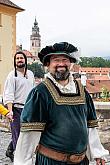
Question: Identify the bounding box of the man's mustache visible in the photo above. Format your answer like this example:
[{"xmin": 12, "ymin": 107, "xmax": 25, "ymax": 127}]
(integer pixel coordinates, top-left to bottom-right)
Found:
[
  {"xmin": 56, "ymin": 66, "xmax": 67, "ymax": 69},
  {"xmin": 56, "ymin": 66, "xmax": 66, "ymax": 68},
  {"xmin": 55, "ymin": 66, "xmax": 67, "ymax": 71},
  {"xmin": 17, "ymin": 61, "xmax": 24, "ymax": 64}
]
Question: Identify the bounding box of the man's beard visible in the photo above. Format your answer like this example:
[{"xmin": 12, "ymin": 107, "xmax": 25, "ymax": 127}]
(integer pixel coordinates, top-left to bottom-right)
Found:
[
  {"xmin": 52, "ymin": 66, "xmax": 70, "ymax": 81},
  {"xmin": 16, "ymin": 63, "xmax": 25, "ymax": 68}
]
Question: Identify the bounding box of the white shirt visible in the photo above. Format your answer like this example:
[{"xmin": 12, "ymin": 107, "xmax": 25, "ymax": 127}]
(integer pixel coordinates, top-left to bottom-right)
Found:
[
  {"xmin": 3, "ymin": 70, "xmax": 35, "ymax": 107},
  {"xmin": 45, "ymin": 72, "xmax": 76, "ymax": 93}
]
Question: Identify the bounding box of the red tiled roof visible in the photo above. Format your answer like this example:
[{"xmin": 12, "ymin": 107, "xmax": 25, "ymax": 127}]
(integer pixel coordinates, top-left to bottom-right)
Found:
[
  {"xmin": 88, "ymin": 75, "xmax": 110, "ymax": 81},
  {"xmin": 23, "ymin": 50, "xmax": 33, "ymax": 58},
  {"xmin": 86, "ymin": 80, "xmax": 110, "ymax": 94},
  {"xmin": 0, "ymin": 0, "xmax": 24, "ymax": 11},
  {"xmin": 71, "ymin": 66, "xmax": 110, "ymax": 94},
  {"xmin": 80, "ymin": 67, "xmax": 110, "ymax": 74}
]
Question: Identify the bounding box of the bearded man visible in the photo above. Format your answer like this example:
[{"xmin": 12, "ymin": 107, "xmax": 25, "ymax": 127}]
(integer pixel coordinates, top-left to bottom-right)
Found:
[
  {"xmin": 3, "ymin": 51, "xmax": 35, "ymax": 162},
  {"xmin": 14, "ymin": 42, "xmax": 109, "ymax": 165}
]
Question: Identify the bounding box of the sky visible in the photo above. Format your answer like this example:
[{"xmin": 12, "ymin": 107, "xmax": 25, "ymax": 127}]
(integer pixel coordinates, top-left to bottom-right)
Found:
[{"xmin": 11, "ymin": 0, "xmax": 110, "ymax": 57}]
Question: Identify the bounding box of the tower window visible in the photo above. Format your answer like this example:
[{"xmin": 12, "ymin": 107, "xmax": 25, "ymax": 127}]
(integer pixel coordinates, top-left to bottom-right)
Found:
[
  {"xmin": 0, "ymin": 83, "xmax": 1, "ymax": 94},
  {"xmin": 35, "ymin": 41, "xmax": 39, "ymax": 47},
  {"xmin": 0, "ymin": 14, "xmax": 2, "ymax": 27},
  {"xmin": 32, "ymin": 42, "xmax": 34, "ymax": 46},
  {"xmin": 0, "ymin": 45, "xmax": 1, "ymax": 61}
]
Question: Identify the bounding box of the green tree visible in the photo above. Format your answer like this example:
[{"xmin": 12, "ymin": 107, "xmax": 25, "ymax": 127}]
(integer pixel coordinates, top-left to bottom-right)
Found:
[
  {"xmin": 79, "ymin": 57, "xmax": 110, "ymax": 67},
  {"xmin": 101, "ymin": 87, "xmax": 110, "ymax": 101},
  {"xmin": 27, "ymin": 62, "xmax": 45, "ymax": 78}
]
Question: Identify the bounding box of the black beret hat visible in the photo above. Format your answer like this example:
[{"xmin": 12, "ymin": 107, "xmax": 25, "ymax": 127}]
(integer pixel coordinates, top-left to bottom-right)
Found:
[{"xmin": 38, "ymin": 42, "xmax": 78, "ymax": 66}]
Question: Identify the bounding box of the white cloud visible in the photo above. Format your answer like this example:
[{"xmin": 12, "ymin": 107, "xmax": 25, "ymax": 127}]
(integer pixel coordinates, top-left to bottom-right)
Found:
[{"xmin": 11, "ymin": 0, "xmax": 110, "ymax": 57}]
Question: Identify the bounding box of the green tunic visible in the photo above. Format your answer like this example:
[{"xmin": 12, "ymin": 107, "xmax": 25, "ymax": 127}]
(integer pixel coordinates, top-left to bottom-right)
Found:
[{"xmin": 20, "ymin": 78, "xmax": 98, "ymax": 155}]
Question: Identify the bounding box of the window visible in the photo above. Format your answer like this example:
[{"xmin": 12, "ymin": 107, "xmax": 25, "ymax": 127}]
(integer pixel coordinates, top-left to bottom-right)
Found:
[
  {"xmin": 0, "ymin": 14, "xmax": 2, "ymax": 27},
  {"xmin": 32, "ymin": 42, "xmax": 34, "ymax": 46},
  {"xmin": 0, "ymin": 46, "xmax": 1, "ymax": 61},
  {"xmin": 0, "ymin": 84, "xmax": 1, "ymax": 94}
]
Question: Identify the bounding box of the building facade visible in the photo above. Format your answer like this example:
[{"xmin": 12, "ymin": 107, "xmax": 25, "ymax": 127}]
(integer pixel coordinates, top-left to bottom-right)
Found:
[
  {"xmin": 71, "ymin": 65, "xmax": 110, "ymax": 100},
  {"xmin": 0, "ymin": 0, "xmax": 24, "ymax": 94}
]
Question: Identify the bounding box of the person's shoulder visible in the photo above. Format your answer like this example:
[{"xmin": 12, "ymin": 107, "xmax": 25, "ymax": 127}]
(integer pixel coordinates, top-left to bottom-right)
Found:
[
  {"xmin": 27, "ymin": 69, "xmax": 33, "ymax": 73},
  {"xmin": 6, "ymin": 70, "xmax": 15, "ymax": 78},
  {"xmin": 33, "ymin": 81, "xmax": 47, "ymax": 93},
  {"xmin": 28, "ymin": 82, "xmax": 45, "ymax": 97},
  {"xmin": 36, "ymin": 81, "xmax": 45, "ymax": 89},
  {"xmin": 27, "ymin": 70, "xmax": 34, "ymax": 76}
]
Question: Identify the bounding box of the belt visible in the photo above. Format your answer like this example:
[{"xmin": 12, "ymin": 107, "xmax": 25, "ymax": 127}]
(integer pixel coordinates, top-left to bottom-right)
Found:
[
  {"xmin": 13, "ymin": 103, "xmax": 24, "ymax": 108},
  {"xmin": 37, "ymin": 144, "xmax": 86, "ymax": 164},
  {"xmin": 13, "ymin": 103, "xmax": 24, "ymax": 106}
]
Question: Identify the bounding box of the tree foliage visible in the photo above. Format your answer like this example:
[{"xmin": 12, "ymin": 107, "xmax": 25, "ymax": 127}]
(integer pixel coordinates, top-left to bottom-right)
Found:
[
  {"xmin": 27, "ymin": 62, "xmax": 45, "ymax": 78},
  {"xmin": 101, "ymin": 87, "xmax": 110, "ymax": 101},
  {"xmin": 79, "ymin": 57, "xmax": 110, "ymax": 67}
]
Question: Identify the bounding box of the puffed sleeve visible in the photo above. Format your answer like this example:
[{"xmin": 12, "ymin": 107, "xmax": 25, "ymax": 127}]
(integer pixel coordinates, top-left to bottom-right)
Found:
[
  {"xmin": 20, "ymin": 84, "xmax": 48, "ymax": 132},
  {"xmin": 85, "ymin": 89, "xmax": 98, "ymax": 128},
  {"xmin": 3, "ymin": 71, "xmax": 15, "ymax": 105}
]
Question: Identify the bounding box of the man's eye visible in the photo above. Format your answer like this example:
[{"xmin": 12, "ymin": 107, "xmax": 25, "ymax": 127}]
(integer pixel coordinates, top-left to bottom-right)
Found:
[
  {"xmin": 54, "ymin": 60, "xmax": 59, "ymax": 62},
  {"xmin": 16, "ymin": 57, "xmax": 24, "ymax": 60}
]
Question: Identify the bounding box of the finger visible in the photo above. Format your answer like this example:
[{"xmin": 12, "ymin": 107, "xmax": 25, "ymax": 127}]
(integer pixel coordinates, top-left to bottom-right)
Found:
[
  {"xmin": 101, "ymin": 159, "xmax": 105, "ymax": 165},
  {"xmin": 96, "ymin": 159, "xmax": 101, "ymax": 165},
  {"xmin": 9, "ymin": 119, "xmax": 14, "ymax": 122}
]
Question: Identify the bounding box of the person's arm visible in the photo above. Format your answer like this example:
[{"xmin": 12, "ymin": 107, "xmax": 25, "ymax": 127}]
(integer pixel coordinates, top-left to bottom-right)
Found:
[
  {"xmin": 3, "ymin": 72, "xmax": 15, "ymax": 119},
  {"xmin": 88, "ymin": 128, "xmax": 109, "ymax": 165},
  {"xmin": 0, "ymin": 104, "xmax": 9, "ymax": 116},
  {"xmin": 6, "ymin": 102, "xmax": 13, "ymax": 118},
  {"xmin": 0, "ymin": 104, "xmax": 13, "ymax": 121},
  {"xmin": 14, "ymin": 131, "xmax": 41, "ymax": 165},
  {"xmin": 3, "ymin": 71, "xmax": 15, "ymax": 105}
]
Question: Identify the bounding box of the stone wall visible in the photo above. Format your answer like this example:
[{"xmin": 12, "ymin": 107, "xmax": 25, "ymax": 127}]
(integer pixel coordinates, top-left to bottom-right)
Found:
[{"xmin": 94, "ymin": 102, "xmax": 110, "ymax": 152}]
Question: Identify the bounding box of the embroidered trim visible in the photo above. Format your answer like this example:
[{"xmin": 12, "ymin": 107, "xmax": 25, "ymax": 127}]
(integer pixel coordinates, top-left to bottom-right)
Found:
[
  {"xmin": 87, "ymin": 120, "xmax": 98, "ymax": 128},
  {"xmin": 20, "ymin": 122, "xmax": 46, "ymax": 132},
  {"xmin": 43, "ymin": 78, "xmax": 85, "ymax": 105}
]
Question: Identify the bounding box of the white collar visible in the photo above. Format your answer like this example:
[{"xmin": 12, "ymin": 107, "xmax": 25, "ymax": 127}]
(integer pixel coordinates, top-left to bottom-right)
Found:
[{"xmin": 45, "ymin": 72, "xmax": 76, "ymax": 93}]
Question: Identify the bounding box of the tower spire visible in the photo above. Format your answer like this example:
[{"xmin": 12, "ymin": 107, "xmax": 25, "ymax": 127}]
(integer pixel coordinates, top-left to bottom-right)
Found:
[
  {"xmin": 30, "ymin": 17, "xmax": 41, "ymax": 61},
  {"xmin": 34, "ymin": 16, "xmax": 38, "ymax": 26}
]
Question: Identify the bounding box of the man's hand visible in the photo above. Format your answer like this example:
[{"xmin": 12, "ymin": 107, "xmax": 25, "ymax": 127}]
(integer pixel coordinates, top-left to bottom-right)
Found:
[
  {"xmin": 6, "ymin": 111, "xmax": 13, "ymax": 122},
  {"xmin": 96, "ymin": 158, "xmax": 106, "ymax": 165}
]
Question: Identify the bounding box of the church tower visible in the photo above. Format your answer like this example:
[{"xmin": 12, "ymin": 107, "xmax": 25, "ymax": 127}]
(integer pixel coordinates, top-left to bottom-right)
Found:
[{"xmin": 30, "ymin": 17, "xmax": 41, "ymax": 61}]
